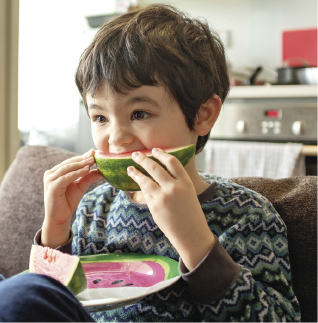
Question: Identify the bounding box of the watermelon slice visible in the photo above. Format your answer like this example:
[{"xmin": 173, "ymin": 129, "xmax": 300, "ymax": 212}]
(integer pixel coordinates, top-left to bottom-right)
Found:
[
  {"xmin": 94, "ymin": 144, "xmax": 196, "ymax": 191},
  {"xmin": 29, "ymin": 245, "xmax": 87, "ymax": 295},
  {"xmin": 80, "ymin": 253, "xmax": 179, "ymax": 289}
]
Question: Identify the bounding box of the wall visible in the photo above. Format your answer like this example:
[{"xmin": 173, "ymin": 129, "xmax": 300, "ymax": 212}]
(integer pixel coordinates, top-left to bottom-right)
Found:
[
  {"xmin": 144, "ymin": 0, "xmax": 317, "ymax": 70},
  {"xmin": 144, "ymin": 0, "xmax": 251, "ymax": 69},
  {"xmin": 249, "ymin": 0, "xmax": 317, "ymax": 69}
]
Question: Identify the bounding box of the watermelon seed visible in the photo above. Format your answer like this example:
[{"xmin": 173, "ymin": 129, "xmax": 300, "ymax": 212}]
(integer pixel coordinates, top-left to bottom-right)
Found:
[
  {"xmin": 112, "ymin": 280, "xmax": 123, "ymax": 285},
  {"xmin": 93, "ymin": 279, "xmax": 101, "ymax": 284},
  {"xmin": 122, "ymin": 284, "xmax": 133, "ymax": 286}
]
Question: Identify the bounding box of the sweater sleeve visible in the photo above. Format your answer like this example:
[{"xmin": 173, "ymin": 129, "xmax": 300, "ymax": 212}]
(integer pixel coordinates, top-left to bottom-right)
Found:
[
  {"xmin": 178, "ymin": 196, "xmax": 301, "ymax": 322},
  {"xmin": 33, "ymin": 228, "xmax": 73, "ymax": 255},
  {"xmin": 179, "ymin": 236, "xmax": 240, "ymax": 302},
  {"xmin": 32, "ymin": 200, "xmax": 82, "ymax": 256}
]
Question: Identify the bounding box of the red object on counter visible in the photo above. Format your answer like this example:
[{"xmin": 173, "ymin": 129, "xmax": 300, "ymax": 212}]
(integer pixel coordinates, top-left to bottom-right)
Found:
[{"xmin": 282, "ymin": 28, "xmax": 317, "ymax": 67}]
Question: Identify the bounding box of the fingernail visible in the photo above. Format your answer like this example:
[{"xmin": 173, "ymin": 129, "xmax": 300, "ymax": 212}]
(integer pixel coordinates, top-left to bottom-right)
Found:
[
  {"xmin": 152, "ymin": 148, "xmax": 159, "ymax": 155},
  {"xmin": 86, "ymin": 156, "xmax": 94, "ymax": 162},
  {"xmin": 84, "ymin": 149, "xmax": 93, "ymax": 158},
  {"xmin": 127, "ymin": 166, "xmax": 134, "ymax": 175},
  {"xmin": 132, "ymin": 152, "xmax": 139, "ymax": 159}
]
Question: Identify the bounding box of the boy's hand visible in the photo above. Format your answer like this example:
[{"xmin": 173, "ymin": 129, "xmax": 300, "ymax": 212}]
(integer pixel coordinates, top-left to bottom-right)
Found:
[
  {"xmin": 42, "ymin": 150, "xmax": 103, "ymax": 248},
  {"xmin": 127, "ymin": 148, "xmax": 215, "ymax": 271}
]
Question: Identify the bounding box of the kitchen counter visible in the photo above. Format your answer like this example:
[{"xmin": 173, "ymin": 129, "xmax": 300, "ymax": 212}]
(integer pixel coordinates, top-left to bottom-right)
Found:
[{"xmin": 228, "ymin": 85, "xmax": 317, "ymax": 98}]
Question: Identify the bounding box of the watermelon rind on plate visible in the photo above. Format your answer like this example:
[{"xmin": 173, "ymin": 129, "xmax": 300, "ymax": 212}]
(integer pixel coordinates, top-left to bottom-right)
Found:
[
  {"xmin": 29, "ymin": 245, "xmax": 87, "ymax": 295},
  {"xmin": 94, "ymin": 144, "xmax": 196, "ymax": 191}
]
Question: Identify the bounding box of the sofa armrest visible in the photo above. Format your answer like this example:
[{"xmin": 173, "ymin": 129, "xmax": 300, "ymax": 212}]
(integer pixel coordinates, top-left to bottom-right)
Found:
[
  {"xmin": 0, "ymin": 145, "xmax": 105, "ymax": 278},
  {"xmin": 232, "ymin": 176, "xmax": 317, "ymax": 322}
]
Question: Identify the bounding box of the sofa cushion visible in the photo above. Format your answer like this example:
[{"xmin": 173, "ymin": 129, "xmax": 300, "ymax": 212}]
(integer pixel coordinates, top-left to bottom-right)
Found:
[
  {"xmin": 232, "ymin": 176, "xmax": 317, "ymax": 323},
  {"xmin": 0, "ymin": 145, "xmax": 105, "ymax": 278}
]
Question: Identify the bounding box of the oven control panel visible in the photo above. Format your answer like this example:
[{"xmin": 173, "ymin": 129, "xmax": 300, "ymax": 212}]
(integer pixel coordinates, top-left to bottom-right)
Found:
[{"xmin": 210, "ymin": 97, "xmax": 317, "ymax": 142}]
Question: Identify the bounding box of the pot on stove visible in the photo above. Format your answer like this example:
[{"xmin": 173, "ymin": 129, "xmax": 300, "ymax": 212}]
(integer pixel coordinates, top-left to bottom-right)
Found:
[
  {"xmin": 296, "ymin": 68, "xmax": 318, "ymax": 85},
  {"xmin": 277, "ymin": 58, "xmax": 306, "ymax": 84}
]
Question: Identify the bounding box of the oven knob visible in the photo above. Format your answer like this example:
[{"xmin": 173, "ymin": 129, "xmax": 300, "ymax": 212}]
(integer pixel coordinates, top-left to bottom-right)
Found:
[
  {"xmin": 291, "ymin": 121, "xmax": 305, "ymax": 135},
  {"xmin": 236, "ymin": 120, "xmax": 247, "ymax": 133}
]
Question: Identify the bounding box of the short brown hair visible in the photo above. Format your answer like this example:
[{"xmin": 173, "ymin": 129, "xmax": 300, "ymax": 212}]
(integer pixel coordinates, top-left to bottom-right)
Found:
[{"xmin": 75, "ymin": 4, "xmax": 229, "ymax": 154}]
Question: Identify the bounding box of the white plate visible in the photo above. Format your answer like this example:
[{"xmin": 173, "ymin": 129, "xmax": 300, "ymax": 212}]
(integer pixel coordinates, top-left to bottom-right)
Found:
[
  {"xmin": 77, "ymin": 276, "xmax": 180, "ymax": 312},
  {"xmin": 76, "ymin": 253, "xmax": 181, "ymax": 312}
]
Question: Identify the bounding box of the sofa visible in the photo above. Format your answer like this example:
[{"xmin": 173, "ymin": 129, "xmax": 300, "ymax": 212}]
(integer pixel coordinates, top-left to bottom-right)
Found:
[{"xmin": 0, "ymin": 145, "xmax": 316, "ymax": 322}]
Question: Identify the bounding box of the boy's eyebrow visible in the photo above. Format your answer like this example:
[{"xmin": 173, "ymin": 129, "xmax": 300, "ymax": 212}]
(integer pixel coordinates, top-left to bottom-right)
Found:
[
  {"xmin": 87, "ymin": 104, "xmax": 104, "ymax": 111},
  {"xmin": 125, "ymin": 95, "xmax": 162, "ymax": 109},
  {"xmin": 87, "ymin": 95, "xmax": 163, "ymax": 111}
]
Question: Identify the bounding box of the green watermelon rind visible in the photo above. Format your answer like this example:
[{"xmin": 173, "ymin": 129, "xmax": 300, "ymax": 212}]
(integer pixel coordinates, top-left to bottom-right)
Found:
[
  {"xmin": 94, "ymin": 144, "xmax": 196, "ymax": 191},
  {"xmin": 65, "ymin": 261, "xmax": 87, "ymax": 295},
  {"xmin": 79, "ymin": 253, "xmax": 179, "ymax": 281}
]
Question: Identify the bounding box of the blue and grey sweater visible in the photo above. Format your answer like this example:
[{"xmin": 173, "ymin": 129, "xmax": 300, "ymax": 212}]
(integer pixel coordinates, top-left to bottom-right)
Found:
[{"xmin": 71, "ymin": 173, "xmax": 300, "ymax": 322}]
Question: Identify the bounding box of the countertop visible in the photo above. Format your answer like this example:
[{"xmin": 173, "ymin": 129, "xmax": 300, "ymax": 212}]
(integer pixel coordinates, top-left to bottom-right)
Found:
[{"xmin": 228, "ymin": 85, "xmax": 317, "ymax": 98}]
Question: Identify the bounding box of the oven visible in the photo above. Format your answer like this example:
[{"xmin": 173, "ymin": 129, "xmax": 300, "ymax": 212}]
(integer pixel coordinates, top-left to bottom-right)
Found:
[{"xmin": 208, "ymin": 85, "xmax": 317, "ymax": 176}]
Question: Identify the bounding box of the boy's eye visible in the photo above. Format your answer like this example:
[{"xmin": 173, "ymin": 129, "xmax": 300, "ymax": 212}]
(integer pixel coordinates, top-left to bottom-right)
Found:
[
  {"xmin": 131, "ymin": 111, "xmax": 150, "ymax": 121},
  {"xmin": 93, "ymin": 115, "xmax": 108, "ymax": 124}
]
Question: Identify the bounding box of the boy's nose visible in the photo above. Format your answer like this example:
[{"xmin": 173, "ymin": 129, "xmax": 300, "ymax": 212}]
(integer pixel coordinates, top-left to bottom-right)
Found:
[{"xmin": 108, "ymin": 126, "xmax": 133, "ymax": 146}]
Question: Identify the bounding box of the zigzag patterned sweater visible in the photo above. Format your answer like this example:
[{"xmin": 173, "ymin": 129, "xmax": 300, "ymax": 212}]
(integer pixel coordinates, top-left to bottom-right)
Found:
[{"xmin": 71, "ymin": 173, "xmax": 300, "ymax": 322}]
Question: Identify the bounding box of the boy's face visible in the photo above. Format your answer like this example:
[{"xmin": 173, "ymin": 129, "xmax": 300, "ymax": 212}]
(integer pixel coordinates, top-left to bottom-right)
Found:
[{"xmin": 86, "ymin": 82, "xmax": 198, "ymax": 154}]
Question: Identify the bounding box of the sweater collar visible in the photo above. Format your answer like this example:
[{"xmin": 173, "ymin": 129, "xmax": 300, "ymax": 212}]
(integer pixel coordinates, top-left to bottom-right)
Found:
[{"xmin": 124, "ymin": 180, "xmax": 218, "ymax": 206}]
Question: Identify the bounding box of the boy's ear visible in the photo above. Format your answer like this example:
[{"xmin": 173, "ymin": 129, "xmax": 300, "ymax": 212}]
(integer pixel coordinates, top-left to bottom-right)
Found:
[{"xmin": 194, "ymin": 95, "xmax": 222, "ymax": 136}]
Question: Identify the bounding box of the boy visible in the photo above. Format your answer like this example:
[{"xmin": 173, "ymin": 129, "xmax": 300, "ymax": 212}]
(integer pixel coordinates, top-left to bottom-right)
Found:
[{"xmin": 0, "ymin": 4, "xmax": 300, "ymax": 322}]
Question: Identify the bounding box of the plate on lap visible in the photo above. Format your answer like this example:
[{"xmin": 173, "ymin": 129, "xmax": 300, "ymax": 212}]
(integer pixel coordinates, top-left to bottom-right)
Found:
[
  {"xmin": 76, "ymin": 253, "xmax": 180, "ymax": 312},
  {"xmin": 20, "ymin": 253, "xmax": 180, "ymax": 312}
]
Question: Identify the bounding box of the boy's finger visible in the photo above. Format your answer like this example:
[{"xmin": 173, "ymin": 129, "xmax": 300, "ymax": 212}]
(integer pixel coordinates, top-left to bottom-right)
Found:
[
  {"xmin": 51, "ymin": 166, "xmax": 91, "ymax": 191},
  {"xmin": 76, "ymin": 169, "xmax": 103, "ymax": 193},
  {"xmin": 150, "ymin": 148, "xmax": 190, "ymax": 181},
  {"xmin": 46, "ymin": 150, "xmax": 95, "ymax": 175},
  {"xmin": 48, "ymin": 157, "xmax": 95, "ymax": 182},
  {"xmin": 131, "ymin": 151, "xmax": 172, "ymax": 185},
  {"xmin": 127, "ymin": 166, "xmax": 157, "ymax": 197}
]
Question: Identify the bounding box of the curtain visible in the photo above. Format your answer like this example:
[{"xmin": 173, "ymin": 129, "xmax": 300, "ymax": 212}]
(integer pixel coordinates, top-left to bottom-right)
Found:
[{"xmin": 0, "ymin": 0, "xmax": 19, "ymax": 183}]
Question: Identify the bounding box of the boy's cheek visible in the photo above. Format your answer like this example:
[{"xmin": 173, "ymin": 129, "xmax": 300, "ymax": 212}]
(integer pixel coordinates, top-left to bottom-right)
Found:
[
  {"xmin": 94, "ymin": 140, "xmax": 104, "ymax": 151},
  {"xmin": 92, "ymin": 134, "xmax": 108, "ymax": 153}
]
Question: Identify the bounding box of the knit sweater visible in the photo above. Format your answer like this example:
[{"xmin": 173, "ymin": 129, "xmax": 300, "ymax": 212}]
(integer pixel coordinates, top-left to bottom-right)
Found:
[{"xmin": 68, "ymin": 173, "xmax": 300, "ymax": 322}]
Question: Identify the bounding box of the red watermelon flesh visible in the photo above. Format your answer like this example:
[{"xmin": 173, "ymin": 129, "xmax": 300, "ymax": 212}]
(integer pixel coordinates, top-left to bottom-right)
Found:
[
  {"xmin": 29, "ymin": 245, "xmax": 87, "ymax": 295},
  {"xmin": 82, "ymin": 261, "xmax": 165, "ymax": 288},
  {"xmin": 30, "ymin": 246, "xmax": 78, "ymax": 283},
  {"xmin": 96, "ymin": 146, "xmax": 181, "ymax": 158}
]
